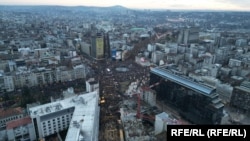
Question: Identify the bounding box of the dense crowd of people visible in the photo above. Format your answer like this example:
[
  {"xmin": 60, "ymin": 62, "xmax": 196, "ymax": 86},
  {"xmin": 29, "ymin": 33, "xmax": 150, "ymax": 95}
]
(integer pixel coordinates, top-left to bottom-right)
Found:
[{"xmin": 96, "ymin": 59, "xmax": 150, "ymax": 95}]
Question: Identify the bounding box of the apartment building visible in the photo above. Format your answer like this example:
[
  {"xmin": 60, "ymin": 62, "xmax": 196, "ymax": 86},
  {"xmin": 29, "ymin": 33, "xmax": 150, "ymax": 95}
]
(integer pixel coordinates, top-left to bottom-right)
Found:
[{"xmin": 0, "ymin": 107, "xmax": 25, "ymax": 130}]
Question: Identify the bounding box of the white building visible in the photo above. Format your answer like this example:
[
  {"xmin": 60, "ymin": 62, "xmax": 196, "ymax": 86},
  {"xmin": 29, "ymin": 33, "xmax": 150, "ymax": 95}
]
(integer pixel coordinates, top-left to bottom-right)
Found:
[
  {"xmin": 228, "ymin": 58, "xmax": 242, "ymax": 68},
  {"xmin": 4, "ymin": 75, "xmax": 15, "ymax": 92},
  {"xmin": 147, "ymin": 44, "xmax": 156, "ymax": 52},
  {"xmin": 154, "ymin": 112, "xmax": 180, "ymax": 135},
  {"xmin": 155, "ymin": 112, "xmax": 168, "ymax": 135},
  {"xmin": 86, "ymin": 78, "xmax": 99, "ymax": 92},
  {"xmin": 140, "ymin": 88, "xmax": 156, "ymax": 107},
  {"xmin": 11, "ymin": 66, "xmax": 86, "ymax": 89},
  {"xmin": 151, "ymin": 51, "xmax": 165, "ymax": 64},
  {"xmin": 29, "ymin": 91, "xmax": 100, "ymax": 141}
]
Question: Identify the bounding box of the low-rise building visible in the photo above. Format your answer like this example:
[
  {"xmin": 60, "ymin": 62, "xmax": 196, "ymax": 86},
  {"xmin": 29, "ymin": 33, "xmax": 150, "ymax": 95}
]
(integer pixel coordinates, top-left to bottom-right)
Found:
[
  {"xmin": 0, "ymin": 107, "xmax": 25, "ymax": 130},
  {"xmin": 6, "ymin": 116, "xmax": 36, "ymax": 141}
]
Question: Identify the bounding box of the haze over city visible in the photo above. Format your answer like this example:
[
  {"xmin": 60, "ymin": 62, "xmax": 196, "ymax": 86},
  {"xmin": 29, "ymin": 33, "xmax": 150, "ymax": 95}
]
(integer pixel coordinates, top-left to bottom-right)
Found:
[
  {"xmin": 1, "ymin": 0, "xmax": 250, "ymax": 11},
  {"xmin": 1, "ymin": 0, "xmax": 250, "ymax": 140}
]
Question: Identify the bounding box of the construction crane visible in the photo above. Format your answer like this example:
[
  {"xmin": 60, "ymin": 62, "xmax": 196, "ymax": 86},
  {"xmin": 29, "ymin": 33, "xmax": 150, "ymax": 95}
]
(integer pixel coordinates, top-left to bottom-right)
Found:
[
  {"xmin": 130, "ymin": 92, "xmax": 153, "ymax": 121},
  {"xmin": 141, "ymin": 79, "xmax": 163, "ymax": 91},
  {"xmin": 132, "ymin": 80, "xmax": 163, "ymax": 120}
]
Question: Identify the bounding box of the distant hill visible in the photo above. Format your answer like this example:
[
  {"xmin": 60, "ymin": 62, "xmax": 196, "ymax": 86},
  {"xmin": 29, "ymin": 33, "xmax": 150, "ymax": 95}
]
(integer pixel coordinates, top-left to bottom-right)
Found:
[{"xmin": 0, "ymin": 5, "xmax": 130, "ymax": 13}]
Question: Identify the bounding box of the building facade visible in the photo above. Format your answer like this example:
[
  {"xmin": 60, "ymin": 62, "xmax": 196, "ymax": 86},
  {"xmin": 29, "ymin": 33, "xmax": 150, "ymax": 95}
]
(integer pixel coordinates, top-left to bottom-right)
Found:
[
  {"xmin": 91, "ymin": 33, "xmax": 104, "ymax": 60},
  {"xmin": 0, "ymin": 107, "xmax": 25, "ymax": 130},
  {"xmin": 10, "ymin": 66, "xmax": 86, "ymax": 89},
  {"xmin": 230, "ymin": 81, "xmax": 250, "ymax": 113},
  {"xmin": 150, "ymin": 66, "xmax": 224, "ymax": 124},
  {"xmin": 29, "ymin": 91, "xmax": 100, "ymax": 141},
  {"xmin": 177, "ymin": 27, "xmax": 199, "ymax": 45},
  {"xmin": 6, "ymin": 116, "xmax": 36, "ymax": 141}
]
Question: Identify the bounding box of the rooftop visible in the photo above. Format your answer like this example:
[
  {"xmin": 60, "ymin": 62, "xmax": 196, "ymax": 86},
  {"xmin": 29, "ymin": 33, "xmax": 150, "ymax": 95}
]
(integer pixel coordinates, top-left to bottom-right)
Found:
[
  {"xmin": 235, "ymin": 86, "xmax": 250, "ymax": 93},
  {"xmin": 0, "ymin": 107, "xmax": 24, "ymax": 119},
  {"xmin": 150, "ymin": 67, "xmax": 216, "ymax": 96},
  {"xmin": 29, "ymin": 91, "xmax": 99, "ymax": 141},
  {"xmin": 156, "ymin": 112, "xmax": 181, "ymax": 125},
  {"xmin": 6, "ymin": 116, "xmax": 32, "ymax": 130}
]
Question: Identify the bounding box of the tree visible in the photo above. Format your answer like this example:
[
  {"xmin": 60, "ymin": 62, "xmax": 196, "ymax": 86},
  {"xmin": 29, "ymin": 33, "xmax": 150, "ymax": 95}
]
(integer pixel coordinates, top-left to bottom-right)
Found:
[
  {"xmin": 3, "ymin": 91, "xmax": 10, "ymax": 102},
  {"xmin": 20, "ymin": 86, "xmax": 35, "ymax": 108}
]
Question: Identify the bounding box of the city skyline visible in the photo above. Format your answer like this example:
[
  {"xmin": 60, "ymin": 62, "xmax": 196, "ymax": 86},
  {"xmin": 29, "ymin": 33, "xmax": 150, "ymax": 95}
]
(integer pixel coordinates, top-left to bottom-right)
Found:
[{"xmin": 0, "ymin": 0, "xmax": 250, "ymax": 11}]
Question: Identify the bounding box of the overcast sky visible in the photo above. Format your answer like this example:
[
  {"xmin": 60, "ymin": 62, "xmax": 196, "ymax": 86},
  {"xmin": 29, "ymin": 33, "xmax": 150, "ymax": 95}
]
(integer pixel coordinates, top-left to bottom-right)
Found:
[{"xmin": 0, "ymin": 0, "xmax": 250, "ymax": 11}]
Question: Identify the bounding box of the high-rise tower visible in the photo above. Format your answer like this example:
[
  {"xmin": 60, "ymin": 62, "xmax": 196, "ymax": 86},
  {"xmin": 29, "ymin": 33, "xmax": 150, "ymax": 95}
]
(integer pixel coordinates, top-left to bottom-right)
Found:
[{"xmin": 91, "ymin": 32, "xmax": 104, "ymax": 60}]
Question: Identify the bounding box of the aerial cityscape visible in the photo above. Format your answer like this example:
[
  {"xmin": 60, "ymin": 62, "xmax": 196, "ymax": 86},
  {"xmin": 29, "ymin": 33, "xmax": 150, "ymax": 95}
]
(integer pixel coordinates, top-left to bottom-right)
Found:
[{"xmin": 0, "ymin": 1, "xmax": 250, "ymax": 141}]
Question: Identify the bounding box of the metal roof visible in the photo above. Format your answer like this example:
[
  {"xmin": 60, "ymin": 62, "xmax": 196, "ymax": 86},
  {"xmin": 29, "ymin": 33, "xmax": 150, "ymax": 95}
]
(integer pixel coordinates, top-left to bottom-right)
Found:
[{"xmin": 151, "ymin": 67, "xmax": 215, "ymax": 95}]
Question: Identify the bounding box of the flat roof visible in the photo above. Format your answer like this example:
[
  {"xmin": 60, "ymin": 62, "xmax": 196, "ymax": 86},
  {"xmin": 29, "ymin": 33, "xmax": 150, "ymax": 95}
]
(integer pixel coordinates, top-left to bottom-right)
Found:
[
  {"xmin": 29, "ymin": 91, "xmax": 99, "ymax": 141},
  {"xmin": 235, "ymin": 86, "xmax": 250, "ymax": 93},
  {"xmin": 6, "ymin": 116, "xmax": 32, "ymax": 130},
  {"xmin": 0, "ymin": 107, "xmax": 23, "ymax": 119},
  {"xmin": 150, "ymin": 67, "xmax": 215, "ymax": 95},
  {"xmin": 156, "ymin": 112, "xmax": 169, "ymax": 120}
]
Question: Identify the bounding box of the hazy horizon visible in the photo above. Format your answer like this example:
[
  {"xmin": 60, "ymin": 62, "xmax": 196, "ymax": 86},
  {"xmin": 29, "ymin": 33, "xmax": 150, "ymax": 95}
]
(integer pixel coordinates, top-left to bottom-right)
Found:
[{"xmin": 0, "ymin": 0, "xmax": 250, "ymax": 11}]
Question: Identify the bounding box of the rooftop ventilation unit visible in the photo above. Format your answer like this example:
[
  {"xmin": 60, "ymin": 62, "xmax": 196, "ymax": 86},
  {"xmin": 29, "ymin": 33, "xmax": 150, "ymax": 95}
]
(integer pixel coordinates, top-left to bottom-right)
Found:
[
  {"xmin": 73, "ymin": 121, "xmax": 80, "ymax": 128},
  {"xmin": 80, "ymin": 97, "xmax": 86, "ymax": 105},
  {"xmin": 45, "ymin": 107, "xmax": 51, "ymax": 113},
  {"xmin": 55, "ymin": 104, "xmax": 62, "ymax": 111}
]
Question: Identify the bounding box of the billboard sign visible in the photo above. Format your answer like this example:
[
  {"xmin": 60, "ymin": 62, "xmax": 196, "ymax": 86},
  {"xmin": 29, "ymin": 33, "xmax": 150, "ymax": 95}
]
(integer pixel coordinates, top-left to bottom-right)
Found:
[{"xmin": 96, "ymin": 37, "xmax": 104, "ymax": 59}]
